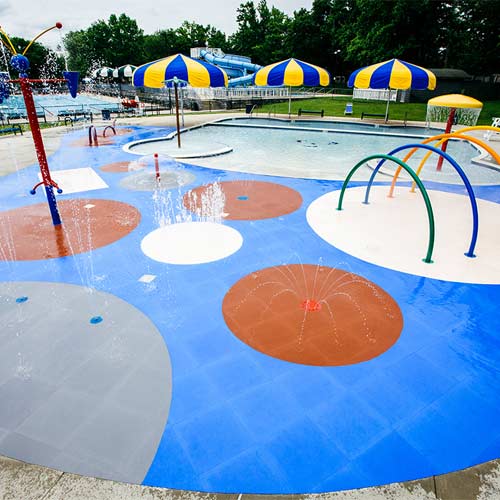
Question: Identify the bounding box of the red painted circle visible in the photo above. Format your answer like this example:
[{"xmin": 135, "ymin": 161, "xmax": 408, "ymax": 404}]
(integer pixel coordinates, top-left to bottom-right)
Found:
[
  {"xmin": 71, "ymin": 128, "xmax": 133, "ymax": 148},
  {"xmin": 0, "ymin": 199, "xmax": 140, "ymax": 261},
  {"xmin": 183, "ymin": 180, "xmax": 302, "ymax": 220},
  {"xmin": 223, "ymin": 265, "xmax": 403, "ymax": 366},
  {"xmin": 100, "ymin": 161, "xmax": 132, "ymax": 173}
]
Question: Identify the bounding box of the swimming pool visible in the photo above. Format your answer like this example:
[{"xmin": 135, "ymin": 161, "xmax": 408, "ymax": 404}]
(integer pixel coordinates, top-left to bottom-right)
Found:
[
  {"xmin": 217, "ymin": 117, "xmax": 443, "ymax": 137},
  {"xmin": 126, "ymin": 118, "xmax": 499, "ymax": 185},
  {"xmin": 0, "ymin": 94, "xmax": 119, "ymax": 118}
]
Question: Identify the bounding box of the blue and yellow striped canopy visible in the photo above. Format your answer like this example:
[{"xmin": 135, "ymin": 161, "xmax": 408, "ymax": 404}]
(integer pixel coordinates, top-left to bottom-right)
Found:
[
  {"xmin": 133, "ymin": 54, "xmax": 228, "ymax": 88},
  {"xmin": 348, "ymin": 59, "xmax": 436, "ymax": 90},
  {"xmin": 254, "ymin": 58, "xmax": 330, "ymax": 87}
]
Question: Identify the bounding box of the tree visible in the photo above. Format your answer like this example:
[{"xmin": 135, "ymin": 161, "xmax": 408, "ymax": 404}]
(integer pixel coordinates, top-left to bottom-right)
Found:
[
  {"xmin": 230, "ymin": 2, "xmax": 261, "ymax": 61},
  {"xmin": 253, "ymin": 1, "xmax": 291, "ymax": 63},
  {"xmin": 325, "ymin": 0, "xmax": 455, "ymax": 71},
  {"xmin": 8, "ymin": 37, "xmax": 52, "ymax": 79},
  {"xmin": 64, "ymin": 13, "xmax": 143, "ymax": 77},
  {"xmin": 229, "ymin": 1, "xmax": 290, "ymax": 65},
  {"xmin": 64, "ymin": 30, "xmax": 93, "ymax": 75},
  {"xmin": 445, "ymin": 0, "xmax": 500, "ymax": 75},
  {"xmin": 143, "ymin": 29, "xmax": 179, "ymax": 61},
  {"xmin": 107, "ymin": 13, "xmax": 144, "ymax": 66}
]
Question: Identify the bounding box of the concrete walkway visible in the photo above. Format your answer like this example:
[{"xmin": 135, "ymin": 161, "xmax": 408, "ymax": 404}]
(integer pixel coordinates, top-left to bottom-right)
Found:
[
  {"xmin": 0, "ymin": 112, "xmax": 243, "ymax": 177},
  {"xmin": 2, "ymin": 454, "xmax": 500, "ymax": 499}
]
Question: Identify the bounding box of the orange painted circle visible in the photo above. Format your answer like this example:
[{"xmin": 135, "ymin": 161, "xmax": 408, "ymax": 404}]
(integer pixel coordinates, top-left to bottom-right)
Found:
[
  {"xmin": 100, "ymin": 161, "xmax": 132, "ymax": 172},
  {"xmin": 0, "ymin": 199, "xmax": 140, "ymax": 261},
  {"xmin": 223, "ymin": 265, "xmax": 403, "ymax": 366},
  {"xmin": 183, "ymin": 181, "xmax": 302, "ymax": 220}
]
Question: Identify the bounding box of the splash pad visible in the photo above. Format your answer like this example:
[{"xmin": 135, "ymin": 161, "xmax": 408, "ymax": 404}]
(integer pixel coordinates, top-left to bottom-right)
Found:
[{"xmin": 1, "ymin": 87, "xmax": 500, "ymax": 494}]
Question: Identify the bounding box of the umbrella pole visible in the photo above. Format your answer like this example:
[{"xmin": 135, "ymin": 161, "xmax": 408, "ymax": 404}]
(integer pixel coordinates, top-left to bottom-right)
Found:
[
  {"xmin": 174, "ymin": 82, "xmax": 181, "ymax": 148},
  {"xmin": 181, "ymin": 86, "xmax": 185, "ymax": 127},
  {"xmin": 385, "ymin": 89, "xmax": 391, "ymax": 122},
  {"xmin": 288, "ymin": 86, "xmax": 291, "ymax": 118}
]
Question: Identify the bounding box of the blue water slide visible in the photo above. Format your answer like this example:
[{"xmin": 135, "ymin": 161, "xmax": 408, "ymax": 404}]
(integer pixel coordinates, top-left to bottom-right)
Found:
[{"xmin": 200, "ymin": 50, "xmax": 262, "ymax": 87}]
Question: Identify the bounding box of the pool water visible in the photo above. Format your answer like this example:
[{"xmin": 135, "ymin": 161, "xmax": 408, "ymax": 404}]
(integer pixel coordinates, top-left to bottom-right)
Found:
[
  {"xmin": 219, "ymin": 117, "xmax": 444, "ymax": 137},
  {"xmin": 127, "ymin": 121, "xmax": 498, "ymax": 185},
  {"xmin": 0, "ymin": 94, "xmax": 119, "ymax": 118}
]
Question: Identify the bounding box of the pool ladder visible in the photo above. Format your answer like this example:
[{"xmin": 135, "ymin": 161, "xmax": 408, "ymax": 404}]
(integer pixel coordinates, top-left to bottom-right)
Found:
[{"xmin": 267, "ymin": 105, "xmax": 277, "ymax": 118}]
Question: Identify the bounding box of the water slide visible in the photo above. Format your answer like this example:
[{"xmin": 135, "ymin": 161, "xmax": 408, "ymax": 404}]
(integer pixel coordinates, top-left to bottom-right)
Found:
[{"xmin": 200, "ymin": 49, "xmax": 262, "ymax": 87}]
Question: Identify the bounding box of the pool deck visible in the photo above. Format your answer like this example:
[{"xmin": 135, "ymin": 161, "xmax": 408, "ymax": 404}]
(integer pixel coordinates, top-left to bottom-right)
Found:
[
  {"xmin": 0, "ymin": 113, "xmax": 500, "ymax": 500},
  {"xmin": 2, "ymin": 454, "xmax": 500, "ymax": 499}
]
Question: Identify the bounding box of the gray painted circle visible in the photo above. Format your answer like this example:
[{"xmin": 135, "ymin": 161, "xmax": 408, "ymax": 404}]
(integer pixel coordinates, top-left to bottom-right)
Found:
[{"xmin": 0, "ymin": 281, "xmax": 172, "ymax": 484}]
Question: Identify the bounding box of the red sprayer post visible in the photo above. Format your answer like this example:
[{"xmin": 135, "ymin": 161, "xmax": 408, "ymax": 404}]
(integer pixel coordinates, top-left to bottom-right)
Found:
[
  {"xmin": 18, "ymin": 71, "xmax": 62, "ymax": 225},
  {"xmin": 154, "ymin": 153, "xmax": 160, "ymax": 182},
  {"xmin": 436, "ymin": 107, "xmax": 456, "ymax": 172}
]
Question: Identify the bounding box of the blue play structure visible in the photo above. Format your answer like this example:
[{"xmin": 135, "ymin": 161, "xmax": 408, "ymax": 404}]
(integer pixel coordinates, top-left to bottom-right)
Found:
[{"xmin": 199, "ymin": 49, "xmax": 262, "ymax": 87}]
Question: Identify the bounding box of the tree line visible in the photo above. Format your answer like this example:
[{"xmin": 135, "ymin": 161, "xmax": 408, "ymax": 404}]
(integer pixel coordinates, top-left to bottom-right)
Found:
[{"xmin": 3, "ymin": 0, "xmax": 499, "ymax": 81}]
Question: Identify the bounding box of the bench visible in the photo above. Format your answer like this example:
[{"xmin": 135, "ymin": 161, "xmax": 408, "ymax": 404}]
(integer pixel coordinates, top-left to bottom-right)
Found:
[
  {"xmin": 361, "ymin": 112, "xmax": 386, "ymax": 120},
  {"xmin": 0, "ymin": 124, "xmax": 22, "ymax": 135},
  {"xmin": 58, "ymin": 111, "xmax": 93, "ymax": 125},
  {"xmin": 298, "ymin": 108, "xmax": 324, "ymax": 117}
]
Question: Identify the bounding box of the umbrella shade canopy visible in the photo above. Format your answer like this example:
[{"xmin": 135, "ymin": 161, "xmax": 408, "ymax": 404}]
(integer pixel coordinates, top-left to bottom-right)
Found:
[
  {"xmin": 133, "ymin": 53, "xmax": 228, "ymax": 88},
  {"xmin": 254, "ymin": 58, "xmax": 330, "ymax": 87},
  {"xmin": 428, "ymin": 94, "xmax": 482, "ymax": 109},
  {"xmin": 348, "ymin": 59, "xmax": 436, "ymax": 90},
  {"xmin": 113, "ymin": 64, "xmax": 137, "ymax": 79},
  {"xmin": 93, "ymin": 67, "xmax": 114, "ymax": 78}
]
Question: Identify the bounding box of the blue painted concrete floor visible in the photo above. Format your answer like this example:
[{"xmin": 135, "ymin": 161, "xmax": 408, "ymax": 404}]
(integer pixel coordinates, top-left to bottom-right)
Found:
[{"xmin": 1, "ymin": 124, "xmax": 500, "ymax": 494}]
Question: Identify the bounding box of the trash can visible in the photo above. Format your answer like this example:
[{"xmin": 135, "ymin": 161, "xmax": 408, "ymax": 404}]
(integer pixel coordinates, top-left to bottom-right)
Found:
[
  {"xmin": 101, "ymin": 109, "xmax": 111, "ymax": 120},
  {"xmin": 245, "ymin": 104, "xmax": 254, "ymax": 114}
]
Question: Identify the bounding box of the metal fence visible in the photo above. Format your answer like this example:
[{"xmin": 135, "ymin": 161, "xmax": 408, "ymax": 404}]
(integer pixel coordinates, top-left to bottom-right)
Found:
[{"xmin": 353, "ymin": 88, "xmax": 409, "ymax": 102}]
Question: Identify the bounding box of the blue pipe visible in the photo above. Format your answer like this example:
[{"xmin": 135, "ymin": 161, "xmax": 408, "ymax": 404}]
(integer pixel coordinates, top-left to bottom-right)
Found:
[
  {"xmin": 364, "ymin": 143, "xmax": 479, "ymax": 258},
  {"xmin": 201, "ymin": 50, "xmax": 262, "ymax": 73},
  {"xmin": 227, "ymin": 74, "xmax": 255, "ymax": 87},
  {"xmin": 200, "ymin": 50, "xmax": 262, "ymax": 87}
]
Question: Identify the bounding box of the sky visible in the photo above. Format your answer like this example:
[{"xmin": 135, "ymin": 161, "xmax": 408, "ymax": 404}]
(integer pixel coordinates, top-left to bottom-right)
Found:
[{"xmin": 0, "ymin": 0, "xmax": 312, "ymax": 50}]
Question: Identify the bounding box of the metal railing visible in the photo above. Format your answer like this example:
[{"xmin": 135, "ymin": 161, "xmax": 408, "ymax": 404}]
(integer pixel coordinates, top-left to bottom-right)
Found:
[{"xmin": 353, "ymin": 88, "xmax": 409, "ymax": 102}]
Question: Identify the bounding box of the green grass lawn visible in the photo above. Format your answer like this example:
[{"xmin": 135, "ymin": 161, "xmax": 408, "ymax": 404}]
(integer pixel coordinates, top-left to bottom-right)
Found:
[{"xmin": 258, "ymin": 96, "xmax": 500, "ymax": 126}]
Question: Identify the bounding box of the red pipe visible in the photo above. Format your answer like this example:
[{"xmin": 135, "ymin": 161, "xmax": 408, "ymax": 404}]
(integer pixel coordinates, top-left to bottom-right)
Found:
[
  {"xmin": 154, "ymin": 153, "xmax": 160, "ymax": 181},
  {"xmin": 436, "ymin": 107, "xmax": 456, "ymax": 171},
  {"xmin": 19, "ymin": 77, "xmax": 61, "ymax": 225}
]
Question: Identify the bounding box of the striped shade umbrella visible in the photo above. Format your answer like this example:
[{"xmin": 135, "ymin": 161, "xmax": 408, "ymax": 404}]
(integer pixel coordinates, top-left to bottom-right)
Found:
[
  {"xmin": 113, "ymin": 64, "xmax": 136, "ymax": 79},
  {"xmin": 254, "ymin": 58, "xmax": 330, "ymax": 116},
  {"xmin": 348, "ymin": 59, "xmax": 436, "ymax": 90},
  {"xmin": 254, "ymin": 58, "xmax": 330, "ymax": 87},
  {"xmin": 133, "ymin": 53, "xmax": 228, "ymax": 88},
  {"xmin": 348, "ymin": 59, "xmax": 436, "ymax": 121},
  {"xmin": 133, "ymin": 54, "xmax": 228, "ymax": 148},
  {"xmin": 93, "ymin": 67, "xmax": 114, "ymax": 78}
]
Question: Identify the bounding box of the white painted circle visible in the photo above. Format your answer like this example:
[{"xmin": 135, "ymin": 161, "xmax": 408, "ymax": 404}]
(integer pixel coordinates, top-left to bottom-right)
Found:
[
  {"xmin": 307, "ymin": 186, "xmax": 500, "ymax": 284},
  {"xmin": 141, "ymin": 222, "xmax": 243, "ymax": 264}
]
